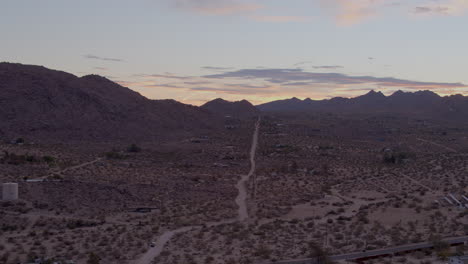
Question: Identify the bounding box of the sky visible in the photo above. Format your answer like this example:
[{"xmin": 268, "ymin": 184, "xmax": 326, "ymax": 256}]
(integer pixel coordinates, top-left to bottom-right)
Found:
[{"xmin": 1, "ymin": 0, "xmax": 468, "ymax": 105}]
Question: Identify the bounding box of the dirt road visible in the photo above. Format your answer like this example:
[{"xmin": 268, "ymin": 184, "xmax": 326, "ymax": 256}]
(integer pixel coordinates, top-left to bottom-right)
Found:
[
  {"xmin": 133, "ymin": 117, "xmax": 261, "ymax": 264},
  {"xmin": 26, "ymin": 157, "xmax": 103, "ymax": 182},
  {"xmin": 134, "ymin": 226, "xmax": 194, "ymax": 264},
  {"xmin": 235, "ymin": 117, "xmax": 260, "ymax": 221},
  {"xmin": 417, "ymin": 138, "xmax": 458, "ymax": 153}
]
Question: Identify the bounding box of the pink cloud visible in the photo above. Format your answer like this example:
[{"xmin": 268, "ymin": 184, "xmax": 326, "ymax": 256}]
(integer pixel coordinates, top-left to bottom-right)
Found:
[
  {"xmin": 320, "ymin": 0, "xmax": 468, "ymax": 25},
  {"xmin": 320, "ymin": 0, "xmax": 383, "ymax": 26}
]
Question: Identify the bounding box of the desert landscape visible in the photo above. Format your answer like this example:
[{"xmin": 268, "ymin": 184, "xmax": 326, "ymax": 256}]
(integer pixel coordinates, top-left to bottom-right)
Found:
[
  {"xmin": 2, "ymin": 1, "xmax": 468, "ymax": 263},
  {"xmin": 156, "ymin": 110, "xmax": 468, "ymax": 264},
  {"xmin": 0, "ymin": 64, "xmax": 467, "ymax": 264}
]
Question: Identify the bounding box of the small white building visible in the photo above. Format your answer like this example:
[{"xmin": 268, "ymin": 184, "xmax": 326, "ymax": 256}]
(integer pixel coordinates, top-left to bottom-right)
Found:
[{"xmin": 2, "ymin": 182, "xmax": 18, "ymax": 201}]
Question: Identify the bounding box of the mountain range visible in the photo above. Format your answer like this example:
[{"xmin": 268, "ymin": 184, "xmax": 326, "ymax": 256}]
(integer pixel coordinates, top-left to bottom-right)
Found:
[
  {"xmin": 257, "ymin": 90, "xmax": 468, "ymax": 119},
  {"xmin": 1, "ymin": 63, "xmax": 467, "ymax": 141}
]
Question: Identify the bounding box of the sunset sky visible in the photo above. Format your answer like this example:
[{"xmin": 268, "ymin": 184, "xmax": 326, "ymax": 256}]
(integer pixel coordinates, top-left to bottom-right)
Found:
[{"xmin": 2, "ymin": 0, "xmax": 468, "ymax": 105}]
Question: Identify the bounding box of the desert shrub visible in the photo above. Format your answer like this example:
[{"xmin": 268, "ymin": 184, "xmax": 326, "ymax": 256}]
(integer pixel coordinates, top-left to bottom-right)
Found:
[
  {"xmin": 1, "ymin": 152, "xmax": 39, "ymax": 165},
  {"xmin": 383, "ymin": 151, "xmax": 409, "ymax": 164},
  {"xmin": 86, "ymin": 252, "xmax": 100, "ymax": 264},
  {"xmin": 334, "ymin": 233, "xmax": 344, "ymax": 240},
  {"xmin": 127, "ymin": 143, "xmax": 141, "ymax": 153},
  {"xmin": 42, "ymin": 156, "xmax": 56, "ymax": 164},
  {"xmin": 66, "ymin": 220, "xmax": 99, "ymax": 229},
  {"xmin": 205, "ymin": 256, "xmax": 215, "ymax": 263},
  {"xmin": 105, "ymin": 152, "xmax": 127, "ymax": 159},
  {"xmin": 396, "ymin": 257, "xmax": 407, "ymax": 263},
  {"xmin": 254, "ymin": 245, "xmax": 272, "ymax": 259}
]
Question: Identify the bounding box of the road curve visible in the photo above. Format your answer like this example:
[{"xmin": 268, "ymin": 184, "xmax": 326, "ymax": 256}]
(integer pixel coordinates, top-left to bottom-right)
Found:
[{"xmin": 134, "ymin": 226, "xmax": 194, "ymax": 264}]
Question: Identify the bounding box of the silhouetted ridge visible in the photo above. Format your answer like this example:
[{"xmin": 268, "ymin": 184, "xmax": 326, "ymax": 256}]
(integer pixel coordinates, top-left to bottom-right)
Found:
[
  {"xmin": 0, "ymin": 63, "xmax": 219, "ymax": 142},
  {"xmin": 201, "ymin": 98, "xmax": 259, "ymax": 118},
  {"xmin": 257, "ymin": 90, "xmax": 468, "ymax": 120}
]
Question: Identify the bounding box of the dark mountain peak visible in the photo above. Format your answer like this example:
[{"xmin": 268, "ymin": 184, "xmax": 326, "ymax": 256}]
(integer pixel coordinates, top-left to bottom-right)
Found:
[
  {"xmin": 414, "ymin": 90, "xmax": 440, "ymax": 98},
  {"xmin": 363, "ymin": 90, "xmax": 385, "ymax": 97},
  {"xmin": 391, "ymin": 90, "xmax": 440, "ymax": 99},
  {"xmin": 210, "ymin": 98, "xmax": 228, "ymax": 103},
  {"xmin": 201, "ymin": 98, "xmax": 258, "ymax": 118},
  {"xmin": 203, "ymin": 98, "xmax": 252, "ymax": 106},
  {"xmin": 390, "ymin": 90, "xmax": 405, "ymax": 97},
  {"xmin": 354, "ymin": 90, "xmax": 386, "ymax": 105},
  {"xmin": 304, "ymin": 98, "xmax": 313, "ymax": 102},
  {"xmin": 447, "ymin": 94, "xmax": 465, "ymax": 99},
  {"xmin": 80, "ymin": 74, "xmax": 112, "ymax": 83},
  {"xmin": 238, "ymin": 99, "xmax": 254, "ymax": 106},
  {"xmin": 0, "ymin": 62, "xmax": 46, "ymax": 70},
  {"xmin": 329, "ymin": 96, "xmax": 348, "ymax": 102},
  {"xmin": 389, "ymin": 90, "xmax": 441, "ymax": 103},
  {"xmin": 0, "ymin": 62, "xmax": 76, "ymax": 80}
]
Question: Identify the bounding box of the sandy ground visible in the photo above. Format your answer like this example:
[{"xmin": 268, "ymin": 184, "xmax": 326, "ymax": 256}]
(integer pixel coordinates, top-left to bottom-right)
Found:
[{"xmin": 133, "ymin": 117, "xmax": 261, "ymax": 264}]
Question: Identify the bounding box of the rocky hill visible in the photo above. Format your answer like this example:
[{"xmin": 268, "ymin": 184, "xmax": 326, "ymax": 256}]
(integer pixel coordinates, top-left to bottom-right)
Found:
[
  {"xmin": 0, "ymin": 63, "xmax": 220, "ymax": 142},
  {"xmin": 201, "ymin": 98, "xmax": 259, "ymax": 118}
]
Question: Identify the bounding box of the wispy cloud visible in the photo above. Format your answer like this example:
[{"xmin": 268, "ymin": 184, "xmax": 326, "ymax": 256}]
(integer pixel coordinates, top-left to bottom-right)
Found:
[
  {"xmin": 294, "ymin": 61, "xmax": 315, "ymax": 67},
  {"xmin": 414, "ymin": 6, "xmax": 436, "ymax": 14},
  {"xmin": 202, "ymin": 66, "xmax": 235, "ymax": 71},
  {"xmin": 190, "ymin": 86, "xmax": 276, "ymax": 95},
  {"xmin": 143, "ymin": 83, "xmax": 185, "ymax": 89},
  {"xmin": 294, "ymin": 61, "xmax": 344, "ymax": 69},
  {"xmin": 174, "ymin": 0, "xmax": 262, "ymax": 15},
  {"xmin": 84, "ymin": 54, "xmax": 123, "ymax": 62},
  {"xmin": 337, "ymin": 87, "xmax": 384, "ymax": 93},
  {"xmin": 412, "ymin": 0, "xmax": 468, "ymax": 16},
  {"xmin": 224, "ymin": 83, "xmax": 271, "ymax": 89},
  {"xmin": 311, "ymin": 65, "xmax": 344, "ymax": 70},
  {"xmin": 204, "ymin": 68, "xmax": 468, "ymax": 89},
  {"xmin": 184, "ymin": 81, "xmax": 212, "ymax": 85},
  {"xmin": 136, "ymin": 73, "xmax": 194, "ymax": 80}
]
